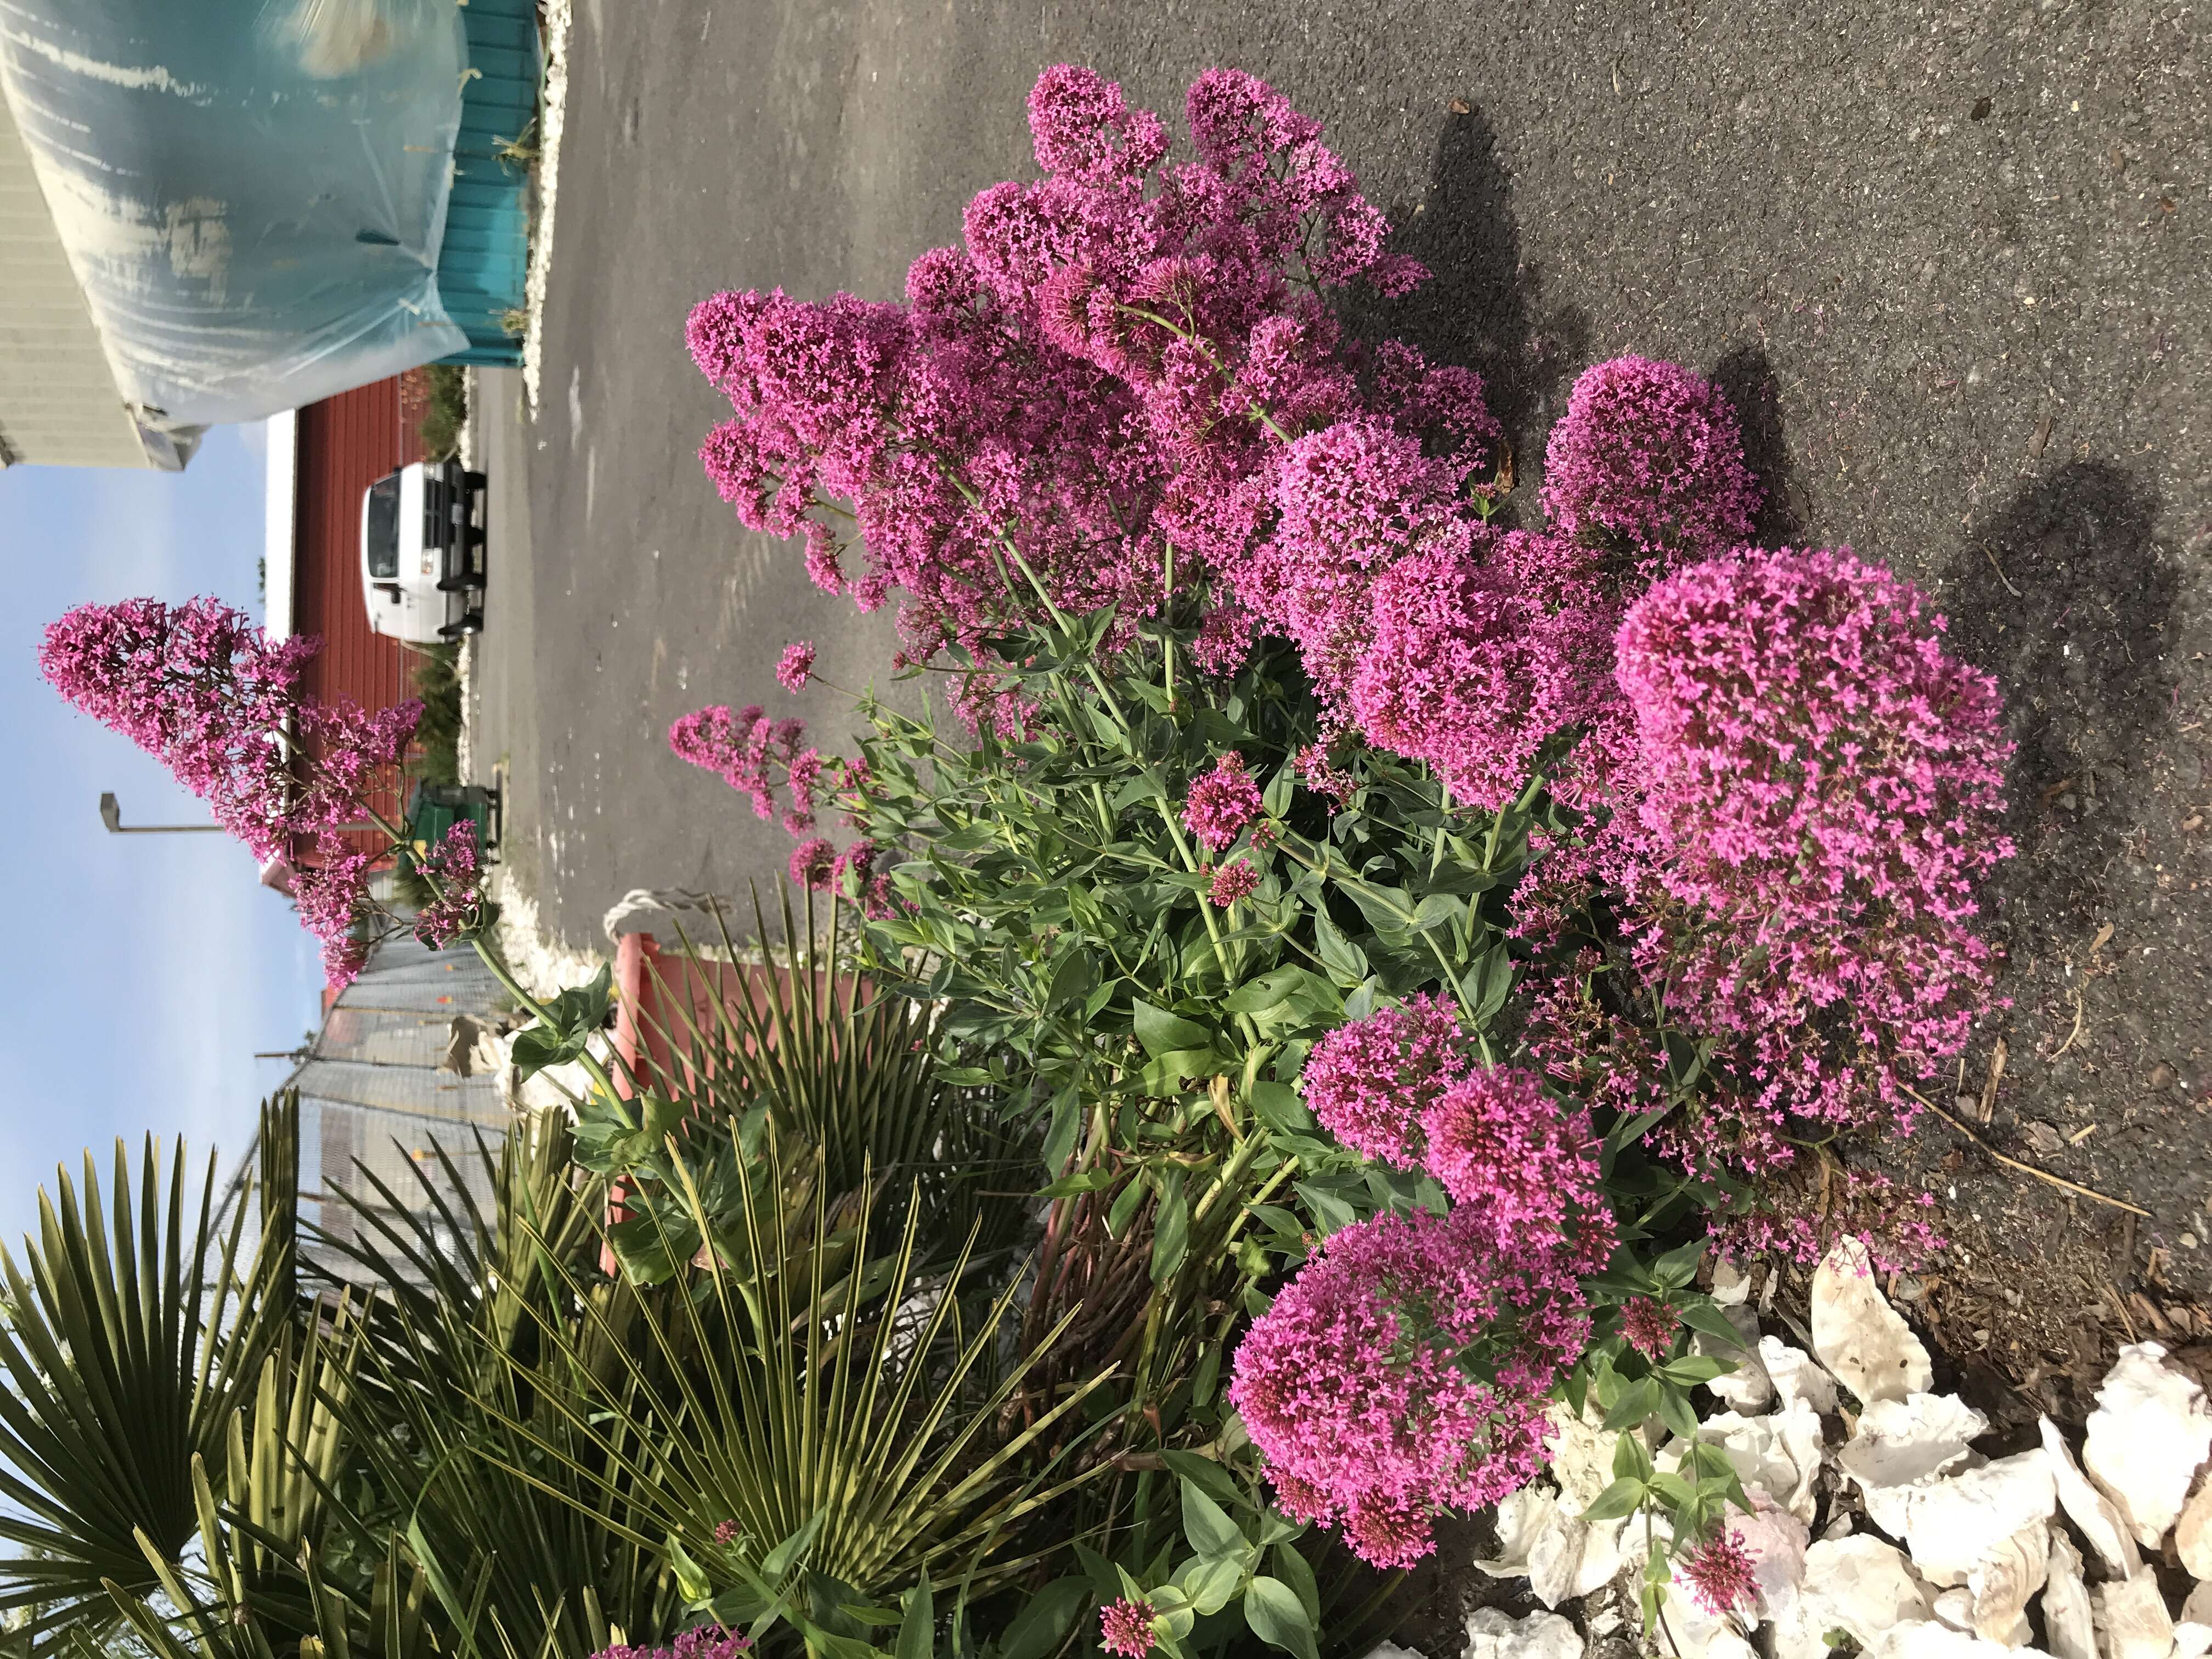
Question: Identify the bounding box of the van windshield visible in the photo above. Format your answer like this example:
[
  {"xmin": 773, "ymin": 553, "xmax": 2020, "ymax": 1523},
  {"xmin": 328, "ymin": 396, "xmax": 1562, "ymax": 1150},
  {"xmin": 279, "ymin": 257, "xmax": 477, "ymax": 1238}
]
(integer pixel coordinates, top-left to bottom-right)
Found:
[{"xmin": 364, "ymin": 477, "xmax": 401, "ymax": 577}]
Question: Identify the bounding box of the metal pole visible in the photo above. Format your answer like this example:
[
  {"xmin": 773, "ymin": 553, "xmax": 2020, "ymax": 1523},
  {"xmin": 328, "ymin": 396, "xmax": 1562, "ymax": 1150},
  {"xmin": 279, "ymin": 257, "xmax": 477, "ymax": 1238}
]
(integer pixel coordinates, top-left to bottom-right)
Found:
[{"xmin": 100, "ymin": 792, "xmax": 223, "ymax": 833}]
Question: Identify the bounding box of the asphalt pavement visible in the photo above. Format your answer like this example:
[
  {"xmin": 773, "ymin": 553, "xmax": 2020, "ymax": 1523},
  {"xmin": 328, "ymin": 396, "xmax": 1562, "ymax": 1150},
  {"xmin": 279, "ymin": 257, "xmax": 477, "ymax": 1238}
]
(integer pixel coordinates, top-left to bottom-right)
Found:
[{"xmin": 469, "ymin": 1, "xmax": 2212, "ymax": 1283}]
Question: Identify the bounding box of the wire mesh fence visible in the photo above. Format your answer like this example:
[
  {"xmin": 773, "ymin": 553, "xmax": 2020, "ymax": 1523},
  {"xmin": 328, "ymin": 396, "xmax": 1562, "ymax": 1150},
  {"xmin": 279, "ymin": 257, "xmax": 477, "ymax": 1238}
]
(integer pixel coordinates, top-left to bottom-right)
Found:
[{"xmin": 289, "ymin": 933, "xmax": 516, "ymax": 1285}]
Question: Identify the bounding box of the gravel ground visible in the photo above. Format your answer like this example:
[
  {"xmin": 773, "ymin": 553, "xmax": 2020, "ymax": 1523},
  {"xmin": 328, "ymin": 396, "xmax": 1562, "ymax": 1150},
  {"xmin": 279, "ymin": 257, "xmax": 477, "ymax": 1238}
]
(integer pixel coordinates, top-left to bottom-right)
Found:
[{"xmin": 470, "ymin": 0, "xmax": 2211, "ymax": 1323}]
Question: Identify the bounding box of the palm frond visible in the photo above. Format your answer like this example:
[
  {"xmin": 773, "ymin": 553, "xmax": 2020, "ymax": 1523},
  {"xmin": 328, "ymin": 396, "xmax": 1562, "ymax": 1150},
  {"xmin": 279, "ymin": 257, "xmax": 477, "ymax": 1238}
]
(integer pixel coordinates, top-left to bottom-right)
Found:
[{"xmin": 0, "ymin": 1096, "xmax": 300, "ymax": 1649}]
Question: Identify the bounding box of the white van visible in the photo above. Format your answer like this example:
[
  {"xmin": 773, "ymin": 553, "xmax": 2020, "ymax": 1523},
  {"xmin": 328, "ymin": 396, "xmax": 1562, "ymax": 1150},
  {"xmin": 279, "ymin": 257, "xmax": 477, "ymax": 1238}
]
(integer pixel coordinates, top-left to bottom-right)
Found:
[{"xmin": 360, "ymin": 460, "xmax": 487, "ymax": 642}]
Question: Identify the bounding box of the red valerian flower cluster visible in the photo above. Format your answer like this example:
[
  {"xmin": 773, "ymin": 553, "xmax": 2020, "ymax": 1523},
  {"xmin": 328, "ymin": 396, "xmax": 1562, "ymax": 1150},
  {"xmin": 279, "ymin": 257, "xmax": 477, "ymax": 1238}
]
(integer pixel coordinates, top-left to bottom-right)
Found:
[
  {"xmin": 40, "ymin": 597, "xmax": 454, "ymax": 989},
  {"xmin": 1240, "ymin": 998, "xmax": 1615, "ymax": 1566}
]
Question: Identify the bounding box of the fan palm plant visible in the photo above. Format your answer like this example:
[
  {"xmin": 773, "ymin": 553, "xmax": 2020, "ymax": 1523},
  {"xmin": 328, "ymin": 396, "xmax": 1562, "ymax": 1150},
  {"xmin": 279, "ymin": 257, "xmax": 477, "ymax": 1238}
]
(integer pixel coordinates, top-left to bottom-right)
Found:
[{"xmin": 0, "ymin": 1098, "xmax": 301, "ymax": 1650}]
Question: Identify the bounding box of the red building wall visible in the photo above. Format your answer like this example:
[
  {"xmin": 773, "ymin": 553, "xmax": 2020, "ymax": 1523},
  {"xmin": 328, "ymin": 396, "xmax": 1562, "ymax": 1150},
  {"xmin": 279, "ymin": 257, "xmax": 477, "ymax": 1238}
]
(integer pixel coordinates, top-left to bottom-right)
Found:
[{"xmin": 291, "ymin": 374, "xmax": 427, "ymax": 862}]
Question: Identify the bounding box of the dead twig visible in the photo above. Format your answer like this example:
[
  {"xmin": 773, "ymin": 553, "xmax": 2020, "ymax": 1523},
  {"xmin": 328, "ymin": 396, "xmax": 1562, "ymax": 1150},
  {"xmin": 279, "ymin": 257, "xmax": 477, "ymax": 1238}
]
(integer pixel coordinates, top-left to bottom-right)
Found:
[
  {"xmin": 1904, "ymin": 1085, "xmax": 2149, "ymax": 1217},
  {"xmin": 2051, "ymin": 986, "xmax": 2087, "ymax": 1059},
  {"xmin": 1985, "ymin": 543, "xmax": 2025, "ymax": 599}
]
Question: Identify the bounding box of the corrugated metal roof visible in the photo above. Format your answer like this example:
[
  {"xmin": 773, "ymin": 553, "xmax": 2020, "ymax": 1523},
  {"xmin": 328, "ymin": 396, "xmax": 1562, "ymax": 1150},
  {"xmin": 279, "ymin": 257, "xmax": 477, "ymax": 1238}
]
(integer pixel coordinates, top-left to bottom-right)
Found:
[{"xmin": 290, "ymin": 377, "xmax": 426, "ymax": 863}]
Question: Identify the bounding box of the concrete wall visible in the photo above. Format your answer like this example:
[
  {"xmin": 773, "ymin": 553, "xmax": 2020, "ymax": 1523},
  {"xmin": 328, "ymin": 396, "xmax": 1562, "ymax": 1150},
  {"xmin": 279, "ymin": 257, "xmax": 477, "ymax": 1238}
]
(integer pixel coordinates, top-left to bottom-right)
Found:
[{"xmin": 0, "ymin": 87, "xmax": 147, "ymax": 468}]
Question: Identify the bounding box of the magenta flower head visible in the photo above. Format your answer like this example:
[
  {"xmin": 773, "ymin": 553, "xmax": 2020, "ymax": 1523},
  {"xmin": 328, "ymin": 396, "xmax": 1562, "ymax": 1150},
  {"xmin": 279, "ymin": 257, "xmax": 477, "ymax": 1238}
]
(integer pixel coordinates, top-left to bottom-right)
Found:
[
  {"xmin": 1028, "ymin": 64, "xmax": 1167, "ymax": 187},
  {"xmin": 1300, "ymin": 995, "xmax": 1466, "ymax": 1166},
  {"xmin": 1419, "ymin": 1065, "xmax": 1613, "ymax": 1273},
  {"xmin": 1208, "ymin": 859, "xmax": 1259, "ymax": 908},
  {"xmin": 1617, "ymin": 1296, "xmax": 1675, "ymax": 1363},
  {"xmin": 1229, "ymin": 1204, "xmax": 1593, "ymax": 1570},
  {"xmin": 411, "ymin": 823, "xmax": 485, "ymax": 950},
  {"xmin": 788, "ymin": 837, "xmax": 837, "ymax": 891},
  {"xmin": 1182, "ymin": 751, "xmax": 1265, "ymax": 851},
  {"xmin": 1679, "ymin": 1531, "xmax": 1760, "ymax": 1616},
  {"xmin": 1540, "ymin": 356, "xmax": 1759, "ymax": 564},
  {"xmin": 1098, "ymin": 1598, "xmax": 1158, "ymax": 1659},
  {"xmin": 1613, "ymin": 546, "xmax": 2012, "ymax": 1121},
  {"xmin": 711, "ymin": 1518, "xmax": 741, "ymax": 1545},
  {"xmin": 776, "ymin": 641, "xmax": 817, "ymax": 693}
]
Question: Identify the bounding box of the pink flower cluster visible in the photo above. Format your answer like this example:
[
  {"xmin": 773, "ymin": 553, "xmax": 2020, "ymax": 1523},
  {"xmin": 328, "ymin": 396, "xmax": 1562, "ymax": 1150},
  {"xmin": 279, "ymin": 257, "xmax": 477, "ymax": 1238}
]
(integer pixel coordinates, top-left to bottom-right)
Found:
[
  {"xmin": 774, "ymin": 640, "xmax": 816, "ymax": 692},
  {"xmin": 411, "ymin": 823, "xmax": 485, "ymax": 949},
  {"xmin": 1609, "ymin": 546, "xmax": 2013, "ymax": 1130},
  {"xmin": 40, "ymin": 598, "xmax": 440, "ymax": 989},
  {"xmin": 1098, "ymin": 1598, "xmax": 1158, "ymax": 1659},
  {"xmin": 1229, "ymin": 1201, "xmax": 1598, "ymax": 1568},
  {"xmin": 590, "ymin": 1628, "xmax": 752, "ymax": 1659},
  {"xmin": 1181, "ymin": 751, "xmax": 1265, "ymax": 851},
  {"xmin": 1539, "ymin": 354, "xmax": 1758, "ymax": 567},
  {"xmin": 668, "ymin": 704, "xmax": 821, "ymax": 833},
  {"xmin": 1679, "ymin": 1532, "xmax": 1760, "ymax": 1616},
  {"xmin": 1262, "ymin": 1001, "xmax": 1616, "ymax": 1562}
]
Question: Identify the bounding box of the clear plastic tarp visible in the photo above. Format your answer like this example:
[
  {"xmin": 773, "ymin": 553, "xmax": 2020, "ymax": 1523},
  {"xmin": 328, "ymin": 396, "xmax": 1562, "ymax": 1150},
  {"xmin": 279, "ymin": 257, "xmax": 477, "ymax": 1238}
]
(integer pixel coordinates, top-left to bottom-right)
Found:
[{"xmin": 0, "ymin": 0, "xmax": 471, "ymax": 450}]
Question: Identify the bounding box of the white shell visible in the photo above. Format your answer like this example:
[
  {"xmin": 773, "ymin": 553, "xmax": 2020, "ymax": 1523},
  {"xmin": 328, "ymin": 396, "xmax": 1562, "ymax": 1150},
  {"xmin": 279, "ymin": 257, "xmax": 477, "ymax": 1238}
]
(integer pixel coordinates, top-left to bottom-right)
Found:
[
  {"xmin": 1801, "ymin": 1534, "xmax": 1934, "ymax": 1648},
  {"xmin": 1867, "ymin": 1621, "xmax": 2055, "ymax": 1659},
  {"xmin": 2083, "ymin": 1343, "xmax": 2212, "ymax": 1551},
  {"xmin": 1838, "ymin": 1395, "xmax": 1993, "ymax": 1536},
  {"xmin": 1475, "ymin": 1485, "xmax": 1559, "ymax": 1577},
  {"xmin": 2173, "ymin": 1470, "xmax": 2212, "ymax": 1581},
  {"xmin": 1813, "ymin": 1240, "xmax": 1934, "ymax": 1406},
  {"xmin": 1690, "ymin": 1400, "xmax": 1827, "ymax": 1523},
  {"xmin": 2038, "ymin": 1527, "xmax": 2097, "ymax": 1659},
  {"xmin": 1899, "ymin": 1449, "xmax": 2057, "ymax": 1590},
  {"xmin": 2092, "ymin": 1572, "xmax": 2175, "ymax": 1659},
  {"xmin": 1763, "ymin": 1337, "xmax": 1842, "ymax": 1415},
  {"xmin": 1964, "ymin": 1525, "xmax": 2048, "ymax": 1646},
  {"xmin": 2041, "ymin": 1414, "xmax": 2143, "ymax": 1579},
  {"xmin": 1462, "ymin": 1607, "xmax": 1583, "ymax": 1659},
  {"xmin": 1701, "ymin": 1306, "xmax": 1775, "ymax": 1413}
]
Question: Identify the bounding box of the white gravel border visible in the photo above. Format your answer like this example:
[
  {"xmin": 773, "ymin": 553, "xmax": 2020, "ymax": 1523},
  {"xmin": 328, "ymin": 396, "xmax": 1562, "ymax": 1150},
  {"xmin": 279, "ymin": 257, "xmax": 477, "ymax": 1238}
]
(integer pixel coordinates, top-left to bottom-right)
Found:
[{"xmin": 520, "ymin": 0, "xmax": 571, "ymax": 416}]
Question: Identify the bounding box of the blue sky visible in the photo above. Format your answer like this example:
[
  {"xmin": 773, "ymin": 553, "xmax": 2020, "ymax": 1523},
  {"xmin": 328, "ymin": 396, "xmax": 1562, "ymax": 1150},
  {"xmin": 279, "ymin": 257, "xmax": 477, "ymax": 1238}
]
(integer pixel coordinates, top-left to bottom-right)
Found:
[{"xmin": 0, "ymin": 425, "xmax": 325, "ymax": 1251}]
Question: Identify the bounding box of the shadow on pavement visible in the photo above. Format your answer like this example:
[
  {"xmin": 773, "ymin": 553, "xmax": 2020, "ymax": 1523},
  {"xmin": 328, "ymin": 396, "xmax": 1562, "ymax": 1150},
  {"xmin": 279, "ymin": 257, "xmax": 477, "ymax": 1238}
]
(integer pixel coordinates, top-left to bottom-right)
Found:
[
  {"xmin": 1710, "ymin": 343, "xmax": 1808, "ymax": 548},
  {"xmin": 1367, "ymin": 105, "xmax": 1590, "ymax": 490}
]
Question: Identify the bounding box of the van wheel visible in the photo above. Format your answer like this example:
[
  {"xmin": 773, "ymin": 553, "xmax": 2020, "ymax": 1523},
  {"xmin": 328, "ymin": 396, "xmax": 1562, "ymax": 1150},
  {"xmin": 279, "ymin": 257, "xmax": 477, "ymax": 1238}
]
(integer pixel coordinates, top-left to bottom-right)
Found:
[
  {"xmin": 464, "ymin": 471, "xmax": 488, "ymax": 492},
  {"xmin": 462, "ymin": 610, "xmax": 485, "ymax": 635}
]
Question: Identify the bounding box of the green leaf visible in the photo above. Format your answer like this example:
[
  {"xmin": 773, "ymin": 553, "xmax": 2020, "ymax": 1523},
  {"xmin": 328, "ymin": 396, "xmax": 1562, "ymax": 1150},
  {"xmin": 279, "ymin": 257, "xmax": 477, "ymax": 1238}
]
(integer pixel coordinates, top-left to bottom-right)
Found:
[
  {"xmin": 512, "ymin": 963, "xmax": 614, "ymax": 1081},
  {"xmin": 1579, "ymin": 1477, "xmax": 1649, "ymax": 1522},
  {"xmin": 1248, "ymin": 1081, "xmax": 1315, "ymax": 1135},
  {"xmin": 760, "ymin": 1510, "xmax": 826, "ymax": 1579},
  {"xmin": 1178, "ymin": 1554, "xmax": 1245, "ymax": 1617},
  {"xmin": 1658, "ymin": 1355, "xmax": 1732, "ymax": 1386},
  {"xmin": 1036, "ymin": 1170, "xmax": 1116, "ymax": 1198},
  {"xmin": 666, "ymin": 1532, "xmax": 712, "ymax": 1602},
  {"xmin": 1270, "ymin": 1542, "xmax": 1321, "ymax": 1624},
  {"xmin": 1407, "ymin": 892, "xmax": 1463, "ymax": 933},
  {"xmin": 1657, "ymin": 1382, "xmax": 1701, "ymax": 1440},
  {"xmin": 893, "ymin": 1576, "xmax": 933, "ymax": 1659},
  {"xmin": 1292, "ymin": 1181, "xmax": 1356, "ymax": 1235},
  {"xmin": 1646, "ymin": 1471, "xmax": 1697, "ymax": 1510},
  {"xmin": 1152, "ymin": 1176, "xmax": 1190, "ymax": 1282},
  {"xmin": 997, "ymin": 1578, "xmax": 1088, "ymax": 1659},
  {"xmin": 1467, "ymin": 939, "xmax": 1515, "ymax": 1023},
  {"xmin": 1181, "ymin": 1478, "xmax": 1246, "ymax": 1559},
  {"xmin": 1242, "ymin": 1577, "xmax": 1318, "ymax": 1659},
  {"xmin": 1612, "ymin": 1430, "xmax": 1655, "ymax": 1482},
  {"xmin": 1603, "ymin": 1376, "xmax": 1661, "ymax": 1431},
  {"xmin": 1651, "ymin": 1238, "xmax": 1709, "ymax": 1289},
  {"xmin": 1678, "ymin": 1301, "xmax": 1752, "ymax": 1350},
  {"xmin": 1133, "ymin": 1000, "xmax": 1214, "ymax": 1058},
  {"xmin": 1224, "ymin": 967, "xmax": 1307, "ymax": 1014},
  {"xmin": 1312, "ymin": 913, "xmax": 1369, "ymax": 989}
]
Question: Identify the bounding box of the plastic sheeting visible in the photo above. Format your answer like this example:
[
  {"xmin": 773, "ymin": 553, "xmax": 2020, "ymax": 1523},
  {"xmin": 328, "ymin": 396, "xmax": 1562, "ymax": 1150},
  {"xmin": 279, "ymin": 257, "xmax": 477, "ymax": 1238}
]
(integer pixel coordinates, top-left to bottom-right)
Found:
[{"xmin": 0, "ymin": 0, "xmax": 472, "ymax": 445}]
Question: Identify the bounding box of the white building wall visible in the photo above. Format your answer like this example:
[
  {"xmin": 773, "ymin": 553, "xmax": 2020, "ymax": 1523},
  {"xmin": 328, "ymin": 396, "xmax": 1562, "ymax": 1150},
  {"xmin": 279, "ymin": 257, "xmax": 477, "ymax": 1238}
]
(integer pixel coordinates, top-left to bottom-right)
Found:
[{"xmin": 0, "ymin": 87, "xmax": 148, "ymax": 469}]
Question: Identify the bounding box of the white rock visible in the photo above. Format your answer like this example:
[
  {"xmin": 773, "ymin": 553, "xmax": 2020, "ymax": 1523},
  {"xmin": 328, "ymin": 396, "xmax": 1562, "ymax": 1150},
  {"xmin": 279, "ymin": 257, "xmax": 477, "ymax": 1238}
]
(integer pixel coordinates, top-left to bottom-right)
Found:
[
  {"xmin": 1900, "ymin": 1450, "xmax": 2056, "ymax": 1590},
  {"xmin": 1762, "ymin": 1337, "xmax": 1842, "ymax": 1415},
  {"xmin": 1587, "ymin": 1610, "xmax": 1623, "ymax": 1640},
  {"xmin": 2175, "ymin": 1470, "xmax": 2212, "ymax": 1580},
  {"xmin": 1702, "ymin": 1305, "xmax": 1775, "ymax": 1412},
  {"xmin": 1365, "ymin": 1646, "xmax": 1429, "ymax": 1659},
  {"xmin": 1802, "ymin": 1534, "xmax": 1933, "ymax": 1648},
  {"xmin": 1573, "ymin": 1517, "xmax": 1629, "ymax": 1600},
  {"xmin": 1932, "ymin": 1590, "xmax": 1979, "ymax": 1633},
  {"xmin": 2184, "ymin": 1582, "xmax": 2212, "ymax": 1627},
  {"xmin": 1476, "ymin": 1485, "xmax": 1560, "ymax": 1577},
  {"xmin": 1839, "ymin": 1395, "xmax": 1993, "ymax": 1536},
  {"xmin": 1691, "ymin": 1400, "xmax": 1826, "ymax": 1523},
  {"xmin": 2039, "ymin": 1415, "xmax": 2142, "ymax": 1579},
  {"xmin": 1813, "ymin": 1240, "xmax": 1934, "ymax": 1405},
  {"xmin": 2037, "ymin": 1528, "xmax": 2095, "ymax": 1659},
  {"xmin": 1712, "ymin": 1259, "xmax": 1754, "ymax": 1306},
  {"xmin": 1769, "ymin": 1605, "xmax": 1834, "ymax": 1659},
  {"xmin": 1527, "ymin": 1516, "xmax": 1582, "ymax": 1609},
  {"xmin": 2084, "ymin": 1342, "xmax": 2212, "ymax": 1550},
  {"xmin": 1869, "ymin": 1621, "xmax": 2054, "ymax": 1659},
  {"xmin": 1545, "ymin": 1398, "xmax": 1623, "ymax": 1517},
  {"xmin": 1654, "ymin": 1572, "xmax": 1734, "ymax": 1659},
  {"xmin": 2176, "ymin": 1626, "xmax": 2212, "ymax": 1659},
  {"xmin": 2093, "ymin": 1572, "xmax": 2175, "ymax": 1659},
  {"xmin": 1964, "ymin": 1526, "xmax": 2047, "ymax": 1646},
  {"xmin": 1728, "ymin": 1497, "xmax": 1812, "ymax": 1624},
  {"xmin": 1463, "ymin": 1608, "xmax": 1582, "ymax": 1659}
]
